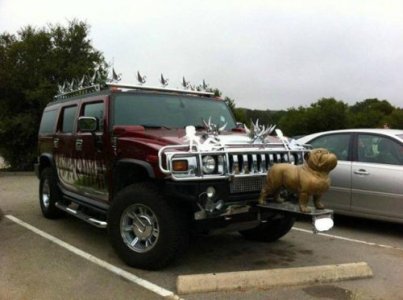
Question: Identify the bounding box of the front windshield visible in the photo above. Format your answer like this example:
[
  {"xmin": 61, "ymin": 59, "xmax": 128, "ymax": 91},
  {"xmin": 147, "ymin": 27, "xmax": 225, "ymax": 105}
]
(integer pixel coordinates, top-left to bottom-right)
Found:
[{"xmin": 113, "ymin": 93, "xmax": 236, "ymax": 130}]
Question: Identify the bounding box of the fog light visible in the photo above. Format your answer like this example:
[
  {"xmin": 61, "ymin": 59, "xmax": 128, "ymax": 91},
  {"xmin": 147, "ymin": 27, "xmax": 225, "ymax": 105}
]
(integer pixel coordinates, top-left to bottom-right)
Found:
[
  {"xmin": 313, "ymin": 215, "xmax": 334, "ymax": 233},
  {"xmin": 206, "ymin": 186, "xmax": 216, "ymax": 198}
]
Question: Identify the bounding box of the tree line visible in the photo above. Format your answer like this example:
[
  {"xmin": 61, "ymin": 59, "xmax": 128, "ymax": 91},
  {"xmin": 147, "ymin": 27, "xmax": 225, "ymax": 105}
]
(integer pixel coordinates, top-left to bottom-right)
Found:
[
  {"xmin": 228, "ymin": 97, "xmax": 402, "ymax": 137},
  {"xmin": 0, "ymin": 21, "xmax": 401, "ymax": 170}
]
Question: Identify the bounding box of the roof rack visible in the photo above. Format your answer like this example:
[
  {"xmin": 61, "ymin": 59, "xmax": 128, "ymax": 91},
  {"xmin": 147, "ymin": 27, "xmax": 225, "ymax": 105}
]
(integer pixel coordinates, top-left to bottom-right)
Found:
[
  {"xmin": 53, "ymin": 84, "xmax": 101, "ymax": 101},
  {"xmin": 53, "ymin": 82, "xmax": 215, "ymax": 102},
  {"xmin": 53, "ymin": 70, "xmax": 216, "ymax": 101},
  {"xmin": 106, "ymin": 83, "xmax": 215, "ymax": 97}
]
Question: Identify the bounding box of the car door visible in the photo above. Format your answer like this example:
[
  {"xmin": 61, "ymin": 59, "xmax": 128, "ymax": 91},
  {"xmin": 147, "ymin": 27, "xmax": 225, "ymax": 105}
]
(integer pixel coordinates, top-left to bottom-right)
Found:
[
  {"xmin": 351, "ymin": 133, "xmax": 403, "ymax": 220},
  {"xmin": 308, "ymin": 133, "xmax": 353, "ymax": 211},
  {"xmin": 74, "ymin": 100, "xmax": 108, "ymax": 202},
  {"xmin": 54, "ymin": 104, "xmax": 79, "ymax": 191}
]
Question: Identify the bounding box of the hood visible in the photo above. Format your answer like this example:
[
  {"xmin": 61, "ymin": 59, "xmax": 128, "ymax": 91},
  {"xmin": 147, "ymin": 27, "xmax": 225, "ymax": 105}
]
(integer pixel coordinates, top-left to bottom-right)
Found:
[{"xmin": 113, "ymin": 125, "xmax": 288, "ymax": 151}]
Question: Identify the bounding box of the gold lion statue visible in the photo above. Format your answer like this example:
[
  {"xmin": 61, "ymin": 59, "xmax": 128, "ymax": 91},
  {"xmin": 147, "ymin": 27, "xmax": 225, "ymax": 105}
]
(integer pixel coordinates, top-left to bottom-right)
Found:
[{"xmin": 259, "ymin": 148, "xmax": 337, "ymax": 213}]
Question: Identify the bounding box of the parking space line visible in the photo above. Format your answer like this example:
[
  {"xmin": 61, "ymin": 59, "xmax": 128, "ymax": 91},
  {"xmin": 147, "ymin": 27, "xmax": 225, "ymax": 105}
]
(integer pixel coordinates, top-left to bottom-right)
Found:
[
  {"xmin": 5, "ymin": 215, "xmax": 181, "ymax": 300},
  {"xmin": 293, "ymin": 226, "xmax": 403, "ymax": 252}
]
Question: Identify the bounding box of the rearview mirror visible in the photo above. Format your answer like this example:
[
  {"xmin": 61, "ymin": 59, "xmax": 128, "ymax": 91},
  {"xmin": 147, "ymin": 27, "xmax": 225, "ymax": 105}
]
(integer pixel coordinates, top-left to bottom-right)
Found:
[{"xmin": 78, "ymin": 116, "xmax": 98, "ymax": 132}]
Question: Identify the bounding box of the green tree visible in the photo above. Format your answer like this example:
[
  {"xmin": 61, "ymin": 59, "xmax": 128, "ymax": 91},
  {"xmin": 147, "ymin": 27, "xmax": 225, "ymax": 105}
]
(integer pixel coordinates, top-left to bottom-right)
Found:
[
  {"xmin": 384, "ymin": 108, "xmax": 403, "ymax": 129},
  {"xmin": 278, "ymin": 106, "xmax": 309, "ymax": 136},
  {"xmin": 306, "ymin": 98, "xmax": 348, "ymax": 132},
  {"xmin": 278, "ymin": 98, "xmax": 348, "ymax": 136},
  {"xmin": 224, "ymin": 96, "xmax": 247, "ymax": 124},
  {"xmin": 348, "ymin": 98, "xmax": 394, "ymax": 128},
  {"xmin": 0, "ymin": 20, "xmax": 107, "ymax": 170}
]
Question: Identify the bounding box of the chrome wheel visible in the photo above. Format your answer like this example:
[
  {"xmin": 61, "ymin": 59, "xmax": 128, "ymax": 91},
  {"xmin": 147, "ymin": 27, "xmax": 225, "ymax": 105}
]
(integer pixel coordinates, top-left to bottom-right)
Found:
[
  {"xmin": 120, "ymin": 204, "xmax": 159, "ymax": 253},
  {"xmin": 41, "ymin": 179, "xmax": 50, "ymax": 208},
  {"xmin": 39, "ymin": 168, "xmax": 63, "ymax": 219}
]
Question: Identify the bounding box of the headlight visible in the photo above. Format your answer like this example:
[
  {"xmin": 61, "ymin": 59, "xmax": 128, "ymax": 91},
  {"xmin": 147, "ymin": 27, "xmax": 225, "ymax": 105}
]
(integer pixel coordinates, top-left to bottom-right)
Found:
[{"xmin": 202, "ymin": 155, "xmax": 216, "ymax": 174}]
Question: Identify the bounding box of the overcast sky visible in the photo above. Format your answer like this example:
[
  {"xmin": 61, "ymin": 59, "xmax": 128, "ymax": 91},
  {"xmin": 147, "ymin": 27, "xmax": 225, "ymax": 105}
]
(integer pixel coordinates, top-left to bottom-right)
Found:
[{"xmin": 1, "ymin": 0, "xmax": 403, "ymax": 110}]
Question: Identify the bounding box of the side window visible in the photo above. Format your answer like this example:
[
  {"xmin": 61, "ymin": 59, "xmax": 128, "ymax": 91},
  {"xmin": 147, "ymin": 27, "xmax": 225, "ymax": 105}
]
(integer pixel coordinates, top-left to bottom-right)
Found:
[
  {"xmin": 358, "ymin": 134, "xmax": 403, "ymax": 165},
  {"xmin": 61, "ymin": 106, "xmax": 77, "ymax": 133},
  {"xmin": 310, "ymin": 133, "xmax": 350, "ymax": 161},
  {"xmin": 39, "ymin": 109, "xmax": 58, "ymax": 134},
  {"xmin": 82, "ymin": 102, "xmax": 104, "ymax": 131}
]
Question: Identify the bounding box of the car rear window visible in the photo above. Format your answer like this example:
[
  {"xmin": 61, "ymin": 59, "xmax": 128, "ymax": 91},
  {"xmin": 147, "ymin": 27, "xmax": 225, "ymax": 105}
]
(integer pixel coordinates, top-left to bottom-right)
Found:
[
  {"xmin": 309, "ymin": 133, "xmax": 351, "ymax": 161},
  {"xmin": 39, "ymin": 109, "xmax": 58, "ymax": 134}
]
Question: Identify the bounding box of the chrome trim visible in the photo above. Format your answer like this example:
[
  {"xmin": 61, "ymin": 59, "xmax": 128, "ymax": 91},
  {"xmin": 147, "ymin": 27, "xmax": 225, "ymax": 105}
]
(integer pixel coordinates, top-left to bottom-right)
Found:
[
  {"xmin": 106, "ymin": 82, "xmax": 215, "ymax": 97},
  {"xmin": 55, "ymin": 202, "xmax": 107, "ymax": 228},
  {"xmin": 158, "ymin": 144, "xmax": 308, "ymax": 181}
]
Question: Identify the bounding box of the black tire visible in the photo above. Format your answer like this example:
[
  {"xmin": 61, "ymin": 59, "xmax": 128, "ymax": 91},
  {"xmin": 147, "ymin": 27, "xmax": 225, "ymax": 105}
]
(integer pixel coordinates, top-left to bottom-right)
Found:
[
  {"xmin": 239, "ymin": 213, "xmax": 295, "ymax": 242},
  {"xmin": 39, "ymin": 168, "xmax": 64, "ymax": 219},
  {"xmin": 108, "ymin": 183, "xmax": 189, "ymax": 270}
]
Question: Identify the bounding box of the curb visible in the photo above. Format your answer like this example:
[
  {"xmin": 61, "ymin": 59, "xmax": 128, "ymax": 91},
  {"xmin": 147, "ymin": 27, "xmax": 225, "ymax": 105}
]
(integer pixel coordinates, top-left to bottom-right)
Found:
[{"xmin": 176, "ymin": 262, "xmax": 373, "ymax": 294}]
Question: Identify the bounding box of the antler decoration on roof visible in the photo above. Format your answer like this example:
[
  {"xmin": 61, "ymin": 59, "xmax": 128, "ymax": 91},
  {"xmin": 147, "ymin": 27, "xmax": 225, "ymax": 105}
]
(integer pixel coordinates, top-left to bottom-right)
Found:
[
  {"xmin": 58, "ymin": 82, "xmax": 66, "ymax": 94},
  {"xmin": 90, "ymin": 69, "xmax": 100, "ymax": 85},
  {"xmin": 68, "ymin": 79, "xmax": 75, "ymax": 92},
  {"xmin": 78, "ymin": 75, "xmax": 86, "ymax": 89},
  {"xmin": 202, "ymin": 79, "xmax": 209, "ymax": 91},
  {"xmin": 137, "ymin": 71, "xmax": 147, "ymax": 85},
  {"xmin": 110, "ymin": 68, "xmax": 121, "ymax": 82},
  {"xmin": 160, "ymin": 74, "xmax": 169, "ymax": 87},
  {"xmin": 245, "ymin": 119, "xmax": 276, "ymax": 143},
  {"xmin": 182, "ymin": 76, "xmax": 190, "ymax": 89}
]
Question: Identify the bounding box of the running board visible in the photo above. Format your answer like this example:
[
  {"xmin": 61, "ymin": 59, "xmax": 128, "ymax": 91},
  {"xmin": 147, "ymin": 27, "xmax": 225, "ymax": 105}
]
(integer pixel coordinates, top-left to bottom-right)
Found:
[{"xmin": 55, "ymin": 202, "xmax": 108, "ymax": 229}]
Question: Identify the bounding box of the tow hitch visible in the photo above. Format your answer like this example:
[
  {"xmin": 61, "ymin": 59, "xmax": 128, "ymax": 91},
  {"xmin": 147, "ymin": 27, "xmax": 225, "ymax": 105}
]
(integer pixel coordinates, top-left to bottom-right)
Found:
[{"xmin": 258, "ymin": 202, "xmax": 334, "ymax": 233}]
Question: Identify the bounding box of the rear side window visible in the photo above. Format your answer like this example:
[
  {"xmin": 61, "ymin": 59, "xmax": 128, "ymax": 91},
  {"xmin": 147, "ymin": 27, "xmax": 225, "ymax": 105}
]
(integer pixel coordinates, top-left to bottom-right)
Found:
[
  {"xmin": 39, "ymin": 109, "xmax": 57, "ymax": 134},
  {"xmin": 61, "ymin": 106, "xmax": 77, "ymax": 133},
  {"xmin": 309, "ymin": 133, "xmax": 351, "ymax": 161}
]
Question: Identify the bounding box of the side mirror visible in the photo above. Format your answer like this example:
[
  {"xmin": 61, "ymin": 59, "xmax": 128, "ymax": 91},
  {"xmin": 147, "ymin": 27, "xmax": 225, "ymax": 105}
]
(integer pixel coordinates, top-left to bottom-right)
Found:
[
  {"xmin": 78, "ymin": 116, "xmax": 98, "ymax": 132},
  {"xmin": 236, "ymin": 122, "xmax": 245, "ymax": 129}
]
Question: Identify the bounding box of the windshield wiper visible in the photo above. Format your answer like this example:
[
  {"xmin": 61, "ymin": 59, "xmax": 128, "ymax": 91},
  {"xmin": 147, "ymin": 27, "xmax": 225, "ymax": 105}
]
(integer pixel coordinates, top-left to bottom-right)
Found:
[
  {"xmin": 193, "ymin": 125, "xmax": 206, "ymax": 130},
  {"xmin": 141, "ymin": 125, "xmax": 171, "ymax": 129}
]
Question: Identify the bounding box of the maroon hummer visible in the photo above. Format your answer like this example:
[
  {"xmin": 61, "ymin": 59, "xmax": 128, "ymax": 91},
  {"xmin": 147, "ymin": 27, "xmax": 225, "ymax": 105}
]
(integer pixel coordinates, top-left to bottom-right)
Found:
[{"xmin": 36, "ymin": 82, "xmax": 332, "ymax": 269}]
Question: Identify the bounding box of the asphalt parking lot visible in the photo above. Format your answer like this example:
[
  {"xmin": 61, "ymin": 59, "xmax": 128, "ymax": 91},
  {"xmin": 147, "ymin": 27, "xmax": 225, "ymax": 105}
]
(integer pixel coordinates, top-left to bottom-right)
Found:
[{"xmin": 1, "ymin": 174, "xmax": 403, "ymax": 299}]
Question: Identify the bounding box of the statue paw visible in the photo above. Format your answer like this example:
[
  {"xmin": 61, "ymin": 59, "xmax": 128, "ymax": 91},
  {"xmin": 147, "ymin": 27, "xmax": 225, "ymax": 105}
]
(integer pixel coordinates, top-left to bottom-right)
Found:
[
  {"xmin": 314, "ymin": 202, "xmax": 325, "ymax": 210},
  {"xmin": 258, "ymin": 197, "xmax": 267, "ymax": 205},
  {"xmin": 275, "ymin": 196, "xmax": 285, "ymax": 203},
  {"xmin": 299, "ymin": 205, "xmax": 311, "ymax": 213}
]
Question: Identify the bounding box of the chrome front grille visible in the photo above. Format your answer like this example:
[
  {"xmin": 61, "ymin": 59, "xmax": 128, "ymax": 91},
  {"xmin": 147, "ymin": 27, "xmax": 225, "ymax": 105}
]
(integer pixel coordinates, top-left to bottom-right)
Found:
[
  {"xmin": 159, "ymin": 144, "xmax": 307, "ymax": 182},
  {"xmin": 228, "ymin": 152, "xmax": 303, "ymax": 175}
]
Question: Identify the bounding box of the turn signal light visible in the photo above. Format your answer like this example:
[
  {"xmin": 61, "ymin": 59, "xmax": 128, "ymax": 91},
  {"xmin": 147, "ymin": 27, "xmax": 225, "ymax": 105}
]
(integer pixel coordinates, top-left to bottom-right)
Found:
[{"xmin": 172, "ymin": 160, "xmax": 188, "ymax": 172}]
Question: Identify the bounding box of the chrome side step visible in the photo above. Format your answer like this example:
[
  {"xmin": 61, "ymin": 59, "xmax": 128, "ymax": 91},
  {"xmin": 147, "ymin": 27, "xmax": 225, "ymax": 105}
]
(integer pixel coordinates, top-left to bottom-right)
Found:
[{"xmin": 55, "ymin": 202, "xmax": 108, "ymax": 229}]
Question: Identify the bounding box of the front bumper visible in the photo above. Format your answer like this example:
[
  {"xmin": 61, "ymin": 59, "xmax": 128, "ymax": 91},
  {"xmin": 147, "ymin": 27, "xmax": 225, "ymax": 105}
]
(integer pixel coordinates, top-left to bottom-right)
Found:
[{"xmin": 164, "ymin": 179, "xmax": 334, "ymax": 233}]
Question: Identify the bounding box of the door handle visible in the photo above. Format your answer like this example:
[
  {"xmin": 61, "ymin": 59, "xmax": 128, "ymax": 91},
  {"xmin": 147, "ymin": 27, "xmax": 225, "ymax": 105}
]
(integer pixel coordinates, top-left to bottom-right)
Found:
[
  {"xmin": 75, "ymin": 139, "xmax": 83, "ymax": 151},
  {"xmin": 53, "ymin": 138, "xmax": 59, "ymax": 148},
  {"xmin": 354, "ymin": 169, "xmax": 369, "ymax": 175}
]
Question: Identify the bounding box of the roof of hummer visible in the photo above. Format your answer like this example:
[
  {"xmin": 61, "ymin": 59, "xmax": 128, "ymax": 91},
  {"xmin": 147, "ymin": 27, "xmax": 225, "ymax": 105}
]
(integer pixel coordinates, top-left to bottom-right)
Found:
[{"xmin": 49, "ymin": 82, "xmax": 216, "ymax": 106}]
